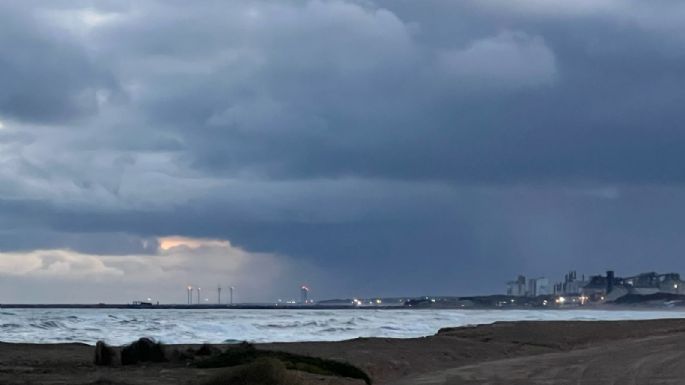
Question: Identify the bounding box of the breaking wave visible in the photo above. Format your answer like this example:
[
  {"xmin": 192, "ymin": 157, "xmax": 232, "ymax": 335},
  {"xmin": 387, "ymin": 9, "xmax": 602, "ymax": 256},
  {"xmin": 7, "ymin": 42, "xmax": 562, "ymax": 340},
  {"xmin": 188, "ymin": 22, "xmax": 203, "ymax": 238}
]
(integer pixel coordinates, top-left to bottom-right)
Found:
[{"xmin": 0, "ymin": 308, "xmax": 684, "ymax": 345}]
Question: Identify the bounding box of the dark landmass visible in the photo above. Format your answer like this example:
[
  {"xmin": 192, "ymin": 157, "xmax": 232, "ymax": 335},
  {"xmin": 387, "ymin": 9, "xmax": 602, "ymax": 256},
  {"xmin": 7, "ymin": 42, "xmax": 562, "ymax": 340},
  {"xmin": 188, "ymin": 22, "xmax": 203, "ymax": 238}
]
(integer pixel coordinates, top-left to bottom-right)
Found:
[
  {"xmin": 613, "ymin": 292, "xmax": 685, "ymax": 304},
  {"xmin": 1, "ymin": 292, "xmax": 683, "ymax": 310},
  {"xmin": 0, "ymin": 303, "xmax": 396, "ymax": 310}
]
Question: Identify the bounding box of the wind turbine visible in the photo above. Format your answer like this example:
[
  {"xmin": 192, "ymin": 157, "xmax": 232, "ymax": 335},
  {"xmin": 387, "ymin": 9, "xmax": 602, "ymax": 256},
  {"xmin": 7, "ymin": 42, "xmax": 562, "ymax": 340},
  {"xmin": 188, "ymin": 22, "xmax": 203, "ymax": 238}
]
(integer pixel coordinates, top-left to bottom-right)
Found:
[{"xmin": 217, "ymin": 285, "xmax": 222, "ymax": 304}]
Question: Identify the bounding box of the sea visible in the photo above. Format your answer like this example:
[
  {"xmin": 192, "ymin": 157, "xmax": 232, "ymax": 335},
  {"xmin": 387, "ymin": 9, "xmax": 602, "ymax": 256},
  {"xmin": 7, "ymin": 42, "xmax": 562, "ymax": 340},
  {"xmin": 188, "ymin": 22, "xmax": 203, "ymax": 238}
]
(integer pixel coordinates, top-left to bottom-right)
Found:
[{"xmin": 1, "ymin": 308, "xmax": 684, "ymax": 345}]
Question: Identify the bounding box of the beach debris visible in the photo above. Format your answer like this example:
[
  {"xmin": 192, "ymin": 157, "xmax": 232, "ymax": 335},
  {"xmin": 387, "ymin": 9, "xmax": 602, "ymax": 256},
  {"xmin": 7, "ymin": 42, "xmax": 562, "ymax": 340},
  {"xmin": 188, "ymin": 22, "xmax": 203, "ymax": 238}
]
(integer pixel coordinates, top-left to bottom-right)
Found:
[
  {"xmin": 94, "ymin": 341, "xmax": 115, "ymax": 366},
  {"xmin": 120, "ymin": 337, "xmax": 167, "ymax": 365}
]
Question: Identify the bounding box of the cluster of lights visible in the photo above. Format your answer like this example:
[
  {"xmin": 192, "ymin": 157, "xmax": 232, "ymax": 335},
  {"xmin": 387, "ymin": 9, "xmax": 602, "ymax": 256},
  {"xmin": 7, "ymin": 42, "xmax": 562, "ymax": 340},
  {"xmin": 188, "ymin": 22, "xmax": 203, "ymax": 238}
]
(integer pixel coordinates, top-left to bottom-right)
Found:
[
  {"xmin": 553, "ymin": 295, "xmax": 590, "ymax": 305},
  {"xmin": 350, "ymin": 298, "xmax": 385, "ymax": 306}
]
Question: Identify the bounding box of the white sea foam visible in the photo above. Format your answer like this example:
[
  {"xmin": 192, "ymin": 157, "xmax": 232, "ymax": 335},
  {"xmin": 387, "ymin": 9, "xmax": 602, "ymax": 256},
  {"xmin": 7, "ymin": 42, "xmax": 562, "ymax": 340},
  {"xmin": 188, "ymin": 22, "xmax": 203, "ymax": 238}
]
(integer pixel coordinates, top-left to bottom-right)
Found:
[{"xmin": 0, "ymin": 308, "xmax": 684, "ymax": 345}]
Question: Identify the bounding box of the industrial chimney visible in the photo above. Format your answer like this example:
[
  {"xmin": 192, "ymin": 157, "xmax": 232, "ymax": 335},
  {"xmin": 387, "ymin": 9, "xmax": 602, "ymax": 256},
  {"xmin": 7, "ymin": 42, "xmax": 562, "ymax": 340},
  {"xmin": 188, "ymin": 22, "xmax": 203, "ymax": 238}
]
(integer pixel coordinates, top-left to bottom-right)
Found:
[{"xmin": 606, "ymin": 270, "xmax": 615, "ymax": 293}]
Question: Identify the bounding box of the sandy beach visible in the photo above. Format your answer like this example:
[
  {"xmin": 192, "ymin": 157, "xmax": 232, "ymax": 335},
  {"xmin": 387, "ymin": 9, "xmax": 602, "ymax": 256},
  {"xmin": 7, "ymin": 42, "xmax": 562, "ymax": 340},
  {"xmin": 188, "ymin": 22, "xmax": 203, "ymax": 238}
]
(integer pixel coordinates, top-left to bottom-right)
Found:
[{"xmin": 2, "ymin": 318, "xmax": 685, "ymax": 384}]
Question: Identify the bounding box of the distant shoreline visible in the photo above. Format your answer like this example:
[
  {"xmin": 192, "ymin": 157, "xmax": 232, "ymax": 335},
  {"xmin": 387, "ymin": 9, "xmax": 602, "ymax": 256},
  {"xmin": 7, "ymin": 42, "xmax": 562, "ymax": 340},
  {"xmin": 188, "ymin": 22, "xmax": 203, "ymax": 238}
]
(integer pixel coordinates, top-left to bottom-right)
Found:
[
  {"xmin": 0, "ymin": 303, "xmax": 403, "ymax": 310},
  {"xmin": 0, "ymin": 303, "xmax": 681, "ymax": 310}
]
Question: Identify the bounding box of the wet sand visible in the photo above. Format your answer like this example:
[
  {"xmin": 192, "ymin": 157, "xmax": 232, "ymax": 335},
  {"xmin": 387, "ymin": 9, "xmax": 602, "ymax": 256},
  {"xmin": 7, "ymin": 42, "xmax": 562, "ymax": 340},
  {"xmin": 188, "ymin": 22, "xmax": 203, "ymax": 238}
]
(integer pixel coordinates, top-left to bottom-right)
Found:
[{"xmin": 2, "ymin": 319, "xmax": 685, "ymax": 384}]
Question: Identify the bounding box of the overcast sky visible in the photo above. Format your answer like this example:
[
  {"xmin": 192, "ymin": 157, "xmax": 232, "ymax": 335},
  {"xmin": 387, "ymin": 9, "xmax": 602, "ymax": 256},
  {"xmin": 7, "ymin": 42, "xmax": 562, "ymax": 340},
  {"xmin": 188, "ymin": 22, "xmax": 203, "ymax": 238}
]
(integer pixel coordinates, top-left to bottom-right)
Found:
[{"xmin": 2, "ymin": 0, "xmax": 685, "ymax": 303}]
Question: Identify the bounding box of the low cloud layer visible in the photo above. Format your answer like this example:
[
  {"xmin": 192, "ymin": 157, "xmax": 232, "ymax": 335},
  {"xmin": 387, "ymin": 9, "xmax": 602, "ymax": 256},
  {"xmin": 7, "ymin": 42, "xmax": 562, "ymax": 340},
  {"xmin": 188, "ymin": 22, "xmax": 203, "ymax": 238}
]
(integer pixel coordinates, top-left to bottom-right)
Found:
[
  {"xmin": 2, "ymin": 1, "xmax": 685, "ymax": 301},
  {"xmin": 0, "ymin": 236, "xmax": 322, "ymax": 303}
]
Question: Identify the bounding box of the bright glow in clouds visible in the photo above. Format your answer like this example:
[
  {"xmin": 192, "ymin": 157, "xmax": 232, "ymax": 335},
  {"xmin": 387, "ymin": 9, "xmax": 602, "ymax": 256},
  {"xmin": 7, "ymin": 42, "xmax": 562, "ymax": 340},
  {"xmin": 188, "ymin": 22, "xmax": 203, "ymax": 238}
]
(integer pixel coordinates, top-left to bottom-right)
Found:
[
  {"xmin": 158, "ymin": 236, "xmax": 229, "ymax": 251},
  {"xmin": 77, "ymin": 9, "xmax": 119, "ymax": 27},
  {"xmin": 0, "ymin": 237, "xmax": 322, "ymax": 303},
  {"xmin": 42, "ymin": 8, "xmax": 122, "ymax": 33}
]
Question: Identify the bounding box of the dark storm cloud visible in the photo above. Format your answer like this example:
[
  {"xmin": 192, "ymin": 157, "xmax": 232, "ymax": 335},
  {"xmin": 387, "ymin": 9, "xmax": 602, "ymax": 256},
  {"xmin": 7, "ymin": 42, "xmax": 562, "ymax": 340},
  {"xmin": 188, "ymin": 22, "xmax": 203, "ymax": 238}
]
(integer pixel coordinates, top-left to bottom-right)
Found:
[
  {"xmin": 3, "ymin": 0, "xmax": 685, "ymax": 300},
  {"xmin": 0, "ymin": 2, "xmax": 119, "ymax": 123},
  {"xmin": 65, "ymin": 0, "xmax": 683, "ymax": 184}
]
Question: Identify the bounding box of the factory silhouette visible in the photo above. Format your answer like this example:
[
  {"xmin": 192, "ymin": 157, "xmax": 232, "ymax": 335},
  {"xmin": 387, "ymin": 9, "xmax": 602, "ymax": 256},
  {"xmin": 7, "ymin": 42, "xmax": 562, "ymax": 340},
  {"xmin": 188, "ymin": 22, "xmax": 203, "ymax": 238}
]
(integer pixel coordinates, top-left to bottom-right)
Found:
[
  {"xmin": 506, "ymin": 270, "xmax": 684, "ymax": 304},
  {"xmin": 118, "ymin": 270, "xmax": 685, "ymax": 310}
]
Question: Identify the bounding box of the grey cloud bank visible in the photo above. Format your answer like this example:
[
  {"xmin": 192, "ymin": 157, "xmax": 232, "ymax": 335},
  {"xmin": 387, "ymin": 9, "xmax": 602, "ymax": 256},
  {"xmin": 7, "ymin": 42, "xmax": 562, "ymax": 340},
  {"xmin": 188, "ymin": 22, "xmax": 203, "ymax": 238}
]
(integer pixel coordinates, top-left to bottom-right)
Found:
[{"xmin": 1, "ymin": 0, "xmax": 685, "ymax": 302}]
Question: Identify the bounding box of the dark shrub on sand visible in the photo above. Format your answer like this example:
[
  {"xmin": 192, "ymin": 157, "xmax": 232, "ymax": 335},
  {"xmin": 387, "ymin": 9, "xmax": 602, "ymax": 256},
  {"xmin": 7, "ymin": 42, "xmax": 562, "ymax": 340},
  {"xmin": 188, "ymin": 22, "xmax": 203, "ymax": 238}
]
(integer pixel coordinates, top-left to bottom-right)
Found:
[
  {"xmin": 203, "ymin": 357, "xmax": 298, "ymax": 385},
  {"xmin": 196, "ymin": 342, "xmax": 258, "ymax": 367},
  {"xmin": 196, "ymin": 342, "xmax": 371, "ymax": 384},
  {"xmin": 196, "ymin": 343, "xmax": 220, "ymax": 356},
  {"xmin": 120, "ymin": 337, "xmax": 166, "ymax": 365},
  {"xmin": 168, "ymin": 347, "xmax": 195, "ymax": 362},
  {"xmin": 94, "ymin": 341, "xmax": 115, "ymax": 366}
]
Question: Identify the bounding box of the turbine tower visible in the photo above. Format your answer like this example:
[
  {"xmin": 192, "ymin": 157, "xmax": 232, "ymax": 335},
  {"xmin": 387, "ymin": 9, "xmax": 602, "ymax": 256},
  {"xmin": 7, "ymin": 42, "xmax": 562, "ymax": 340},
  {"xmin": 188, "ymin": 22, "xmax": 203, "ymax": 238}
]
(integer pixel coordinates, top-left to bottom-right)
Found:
[
  {"xmin": 217, "ymin": 285, "xmax": 222, "ymax": 304},
  {"xmin": 187, "ymin": 285, "xmax": 193, "ymax": 305},
  {"xmin": 197, "ymin": 287, "xmax": 201, "ymax": 304},
  {"xmin": 229, "ymin": 286, "xmax": 234, "ymax": 305}
]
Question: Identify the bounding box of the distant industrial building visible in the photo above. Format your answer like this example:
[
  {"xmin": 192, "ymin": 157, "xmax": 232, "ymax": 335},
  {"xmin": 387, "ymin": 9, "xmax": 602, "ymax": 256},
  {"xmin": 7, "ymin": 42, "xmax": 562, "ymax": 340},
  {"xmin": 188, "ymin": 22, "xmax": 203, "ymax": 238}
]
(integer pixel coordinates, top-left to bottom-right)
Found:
[
  {"xmin": 506, "ymin": 275, "xmax": 527, "ymax": 296},
  {"xmin": 507, "ymin": 269, "xmax": 685, "ymax": 303},
  {"xmin": 554, "ymin": 271, "xmax": 588, "ymax": 295},
  {"xmin": 506, "ymin": 275, "xmax": 550, "ymax": 297},
  {"xmin": 624, "ymin": 272, "xmax": 683, "ymax": 294},
  {"xmin": 581, "ymin": 275, "xmax": 610, "ymax": 299},
  {"xmin": 582, "ymin": 271, "xmax": 685, "ymax": 300},
  {"xmin": 527, "ymin": 277, "xmax": 550, "ymax": 297}
]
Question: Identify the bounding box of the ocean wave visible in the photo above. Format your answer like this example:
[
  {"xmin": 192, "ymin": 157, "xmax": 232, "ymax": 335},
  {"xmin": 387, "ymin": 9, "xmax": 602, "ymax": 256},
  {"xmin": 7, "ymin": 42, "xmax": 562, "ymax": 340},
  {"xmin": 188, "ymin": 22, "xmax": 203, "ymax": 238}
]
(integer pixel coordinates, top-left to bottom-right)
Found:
[
  {"xmin": 1, "ymin": 308, "xmax": 685, "ymax": 345},
  {"xmin": 1, "ymin": 323, "xmax": 22, "ymax": 328},
  {"xmin": 320, "ymin": 327, "xmax": 355, "ymax": 332},
  {"xmin": 256, "ymin": 320, "xmax": 329, "ymax": 329},
  {"xmin": 30, "ymin": 321, "xmax": 66, "ymax": 329}
]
